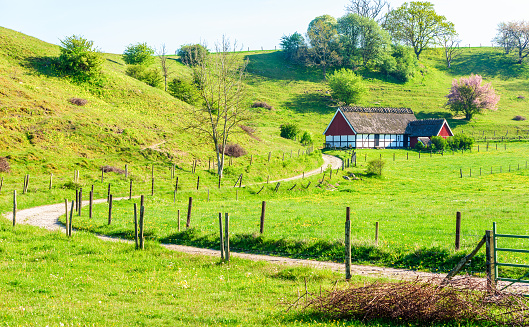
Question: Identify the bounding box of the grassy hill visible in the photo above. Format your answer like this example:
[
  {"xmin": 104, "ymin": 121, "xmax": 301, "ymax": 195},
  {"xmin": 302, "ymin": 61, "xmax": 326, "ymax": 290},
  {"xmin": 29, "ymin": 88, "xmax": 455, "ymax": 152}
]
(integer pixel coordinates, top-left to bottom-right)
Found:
[{"xmin": 2, "ymin": 26, "xmax": 529, "ymax": 176}]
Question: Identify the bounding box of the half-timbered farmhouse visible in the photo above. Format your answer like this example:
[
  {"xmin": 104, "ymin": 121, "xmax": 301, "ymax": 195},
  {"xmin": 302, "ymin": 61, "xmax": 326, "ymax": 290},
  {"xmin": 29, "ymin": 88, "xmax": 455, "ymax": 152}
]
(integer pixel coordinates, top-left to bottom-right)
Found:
[{"xmin": 323, "ymin": 107, "xmax": 453, "ymax": 149}]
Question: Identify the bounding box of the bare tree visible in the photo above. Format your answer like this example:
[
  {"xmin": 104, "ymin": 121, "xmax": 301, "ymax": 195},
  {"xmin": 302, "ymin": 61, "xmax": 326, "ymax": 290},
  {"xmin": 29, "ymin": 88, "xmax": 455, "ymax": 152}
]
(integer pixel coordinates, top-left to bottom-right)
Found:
[
  {"xmin": 438, "ymin": 34, "xmax": 462, "ymax": 68},
  {"xmin": 494, "ymin": 21, "xmax": 529, "ymax": 64},
  {"xmin": 186, "ymin": 37, "xmax": 248, "ymax": 178},
  {"xmin": 157, "ymin": 44, "xmax": 171, "ymax": 91},
  {"xmin": 345, "ymin": 0, "xmax": 390, "ymax": 22}
]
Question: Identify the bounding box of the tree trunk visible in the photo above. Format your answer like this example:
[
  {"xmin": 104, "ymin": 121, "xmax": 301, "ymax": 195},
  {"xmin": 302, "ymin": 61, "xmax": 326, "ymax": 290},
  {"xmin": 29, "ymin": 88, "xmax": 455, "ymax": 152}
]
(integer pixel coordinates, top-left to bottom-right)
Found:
[{"xmin": 466, "ymin": 112, "xmax": 472, "ymax": 120}]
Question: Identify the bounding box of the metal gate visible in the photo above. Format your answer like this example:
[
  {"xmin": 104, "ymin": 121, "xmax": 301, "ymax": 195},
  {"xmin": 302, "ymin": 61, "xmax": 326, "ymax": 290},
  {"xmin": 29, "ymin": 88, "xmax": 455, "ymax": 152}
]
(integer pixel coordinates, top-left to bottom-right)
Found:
[{"xmin": 493, "ymin": 222, "xmax": 529, "ymax": 292}]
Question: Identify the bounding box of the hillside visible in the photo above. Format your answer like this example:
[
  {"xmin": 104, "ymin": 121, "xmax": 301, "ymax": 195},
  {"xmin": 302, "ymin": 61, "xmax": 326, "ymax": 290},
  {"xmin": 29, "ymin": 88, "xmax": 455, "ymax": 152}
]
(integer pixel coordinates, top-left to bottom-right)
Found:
[{"xmin": 1, "ymin": 26, "xmax": 529, "ymax": 176}]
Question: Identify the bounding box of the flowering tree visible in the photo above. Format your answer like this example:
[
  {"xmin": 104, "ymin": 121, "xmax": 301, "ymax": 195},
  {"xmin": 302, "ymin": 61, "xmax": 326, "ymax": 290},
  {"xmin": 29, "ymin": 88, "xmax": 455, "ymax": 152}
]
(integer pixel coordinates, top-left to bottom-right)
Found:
[{"xmin": 445, "ymin": 74, "xmax": 499, "ymax": 120}]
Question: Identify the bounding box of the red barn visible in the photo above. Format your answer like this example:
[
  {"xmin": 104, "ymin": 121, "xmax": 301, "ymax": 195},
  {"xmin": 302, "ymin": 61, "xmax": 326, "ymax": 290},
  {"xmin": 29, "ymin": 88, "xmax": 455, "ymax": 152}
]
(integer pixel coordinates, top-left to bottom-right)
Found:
[{"xmin": 323, "ymin": 107, "xmax": 453, "ymax": 149}]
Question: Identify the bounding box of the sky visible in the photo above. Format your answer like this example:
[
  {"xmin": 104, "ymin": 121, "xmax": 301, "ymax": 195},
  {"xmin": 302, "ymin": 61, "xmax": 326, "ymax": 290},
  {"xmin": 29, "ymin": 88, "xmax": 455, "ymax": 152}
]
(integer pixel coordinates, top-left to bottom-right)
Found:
[{"xmin": 0, "ymin": 0, "xmax": 528, "ymax": 54}]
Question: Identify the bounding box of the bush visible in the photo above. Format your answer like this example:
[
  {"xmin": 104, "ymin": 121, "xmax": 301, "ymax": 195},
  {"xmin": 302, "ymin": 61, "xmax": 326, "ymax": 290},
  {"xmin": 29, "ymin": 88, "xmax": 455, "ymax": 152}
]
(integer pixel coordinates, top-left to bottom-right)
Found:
[
  {"xmin": 300, "ymin": 131, "xmax": 313, "ymax": 145},
  {"xmin": 326, "ymin": 68, "xmax": 367, "ymax": 105},
  {"xmin": 280, "ymin": 123, "xmax": 299, "ymax": 140},
  {"xmin": 366, "ymin": 158, "xmax": 385, "ymax": 176},
  {"xmin": 220, "ymin": 143, "xmax": 246, "ymax": 158},
  {"xmin": 251, "ymin": 101, "xmax": 273, "ymax": 110},
  {"xmin": 0, "ymin": 157, "xmax": 10, "ymax": 173},
  {"xmin": 57, "ymin": 35, "xmax": 103, "ymax": 80},
  {"xmin": 414, "ymin": 141, "xmax": 426, "ymax": 151},
  {"xmin": 122, "ymin": 42, "xmax": 154, "ymax": 66},
  {"xmin": 447, "ymin": 134, "xmax": 474, "ymax": 150},
  {"xmin": 126, "ymin": 65, "xmax": 162, "ymax": 87},
  {"xmin": 430, "ymin": 136, "xmax": 447, "ymax": 151},
  {"xmin": 178, "ymin": 44, "xmax": 209, "ymax": 66},
  {"xmin": 68, "ymin": 98, "xmax": 88, "ymax": 106},
  {"xmin": 168, "ymin": 78, "xmax": 200, "ymax": 104}
]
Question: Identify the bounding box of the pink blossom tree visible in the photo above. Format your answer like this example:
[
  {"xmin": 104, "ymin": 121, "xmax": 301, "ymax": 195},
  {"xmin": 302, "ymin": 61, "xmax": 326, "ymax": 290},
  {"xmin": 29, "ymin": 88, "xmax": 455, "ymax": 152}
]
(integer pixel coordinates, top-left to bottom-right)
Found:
[{"xmin": 445, "ymin": 74, "xmax": 500, "ymax": 120}]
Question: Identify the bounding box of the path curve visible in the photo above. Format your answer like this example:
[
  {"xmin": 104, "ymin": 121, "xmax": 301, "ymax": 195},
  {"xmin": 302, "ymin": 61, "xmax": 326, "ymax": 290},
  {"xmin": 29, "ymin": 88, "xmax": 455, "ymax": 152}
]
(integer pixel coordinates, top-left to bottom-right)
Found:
[{"xmin": 3, "ymin": 154, "xmax": 528, "ymax": 292}]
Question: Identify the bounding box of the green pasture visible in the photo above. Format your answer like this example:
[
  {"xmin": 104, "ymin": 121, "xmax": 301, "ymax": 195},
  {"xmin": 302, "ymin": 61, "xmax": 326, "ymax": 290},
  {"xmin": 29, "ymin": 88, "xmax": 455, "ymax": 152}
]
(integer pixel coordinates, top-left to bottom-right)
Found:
[{"xmin": 55, "ymin": 142, "xmax": 529, "ymax": 278}]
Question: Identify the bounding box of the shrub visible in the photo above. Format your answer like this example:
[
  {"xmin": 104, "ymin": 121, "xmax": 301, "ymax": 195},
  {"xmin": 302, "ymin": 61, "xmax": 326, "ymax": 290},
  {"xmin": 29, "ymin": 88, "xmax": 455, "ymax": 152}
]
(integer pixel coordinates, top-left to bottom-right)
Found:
[
  {"xmin": 326, "ymin": 68, "xmax": 367, "ymax": 105},
  {"xmin": 447, "ymin": 134, "xmax": 474, "ymax": 150},
  {"xmin": 221, "ymin": 143, "xmax": 246, "ymax": 158},
  {"xmin": 57, "ymin": 35, "xmax": 103, "ymax": 80},
  {"xmin": 300, "ymin": 131, "xmax": 313, "ymax": 145},
  {"xmin": 430, "ymin": 136, "xmax": 447, "ymax": 151},
  {"xmin": 0, "ymin": 157, "xmax": 10, "ymax": 173},
  {"xmin": 126, "ymin": 65, "xmax": 162, "ymax": 87},
  {"xmin": 280, "ymin": 123, "xmax": 299, "ymax": 140},
  {"xmin": 414, "ymin": 141, "xmax": 426, "ymax": 151},
  {"xmin": 168, "ymin": 78, "xmax": 200, "ymax": 104},
  {"xmin": 178, "ymin": 44, "xmax": 209, "ymax": 66},
  {"xmin": 366, "ymin": 158, "xmax": 385, "ymax": 176},
  {"xmin": 251, "ymin": 101, "xmax": 273, "ymax": 110},
  {"xmin": 68, "ymin": 98, "xmax": 88, "ymax": 106},
  {"xmin": 122, "ymin": 42, "xmax": 154, "ymax": 66}
]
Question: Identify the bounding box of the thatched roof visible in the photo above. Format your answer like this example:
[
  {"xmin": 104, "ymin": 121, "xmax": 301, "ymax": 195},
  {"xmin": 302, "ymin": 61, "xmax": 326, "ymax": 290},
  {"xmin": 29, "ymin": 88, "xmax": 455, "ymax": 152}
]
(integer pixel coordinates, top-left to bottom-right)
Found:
[
  {"xmin": 340, "ymin": 107, "xmax": 416, "ymax": 134},
  {"xmin": 406, "ymin": 119, "xmax": 447, "ymax": 137}
]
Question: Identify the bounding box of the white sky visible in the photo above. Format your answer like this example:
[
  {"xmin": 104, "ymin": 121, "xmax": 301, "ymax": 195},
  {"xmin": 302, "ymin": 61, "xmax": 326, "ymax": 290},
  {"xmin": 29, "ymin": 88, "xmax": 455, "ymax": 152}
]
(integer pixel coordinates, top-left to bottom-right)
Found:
[{"xmin": 0, "ymin": 0, "xmax": 527, "ymax": 54}]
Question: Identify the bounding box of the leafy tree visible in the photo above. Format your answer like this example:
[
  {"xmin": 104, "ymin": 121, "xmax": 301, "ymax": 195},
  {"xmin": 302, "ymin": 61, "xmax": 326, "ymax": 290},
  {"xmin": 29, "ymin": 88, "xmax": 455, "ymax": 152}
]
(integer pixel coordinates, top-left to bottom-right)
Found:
[
  {"xmin": 445, "ymin": 74, "xmax": 500, "ymax": 120},
  {"xmin": 280, "ymin": 123, "xmax": 299, "ymax": 140},
  {"xmin": 58, "ymin": 35, "xmax": 103, "ymax": 80},
  {"xmin": 280, "ymin": 32, "xmax": 307, "ymax": 63},
  {"xmin": 178, "ymin": 44, "xmax": 209, "ymax": 66},
  {"xmin": 327, "ymin": 68, "xmax": 367, "ymax": 104},
  {"xmin": 383, "ymin": 1, "xmax": 455, "ymax": 60},
  {"xmin": 122, "ymin": 42, "xmax": 155, "ymax": 66},
  {"xmin": 378, "ymin": 45, "xmax": 418, "ymax": 82},
  {"xmin": 125, "ymin": 65, "xmax": 162, "ymax": 87},
  {"xmin": 307, "ymin": 15, "xmax": 341, "ymax": 79},
  {"xmin": 493, "ymin": 21, "xmax": 529, "ymax": 64},
  {"xmin": 187, "ymin": 37, "xmax": 248, "ymax": 177},
  {"xmin": 168, "ymin": 78, "xmax": 199, "ymax": 105},
  {"xmin": 338, "ymin": 14, "xmax": 391, "ymax": 67}
]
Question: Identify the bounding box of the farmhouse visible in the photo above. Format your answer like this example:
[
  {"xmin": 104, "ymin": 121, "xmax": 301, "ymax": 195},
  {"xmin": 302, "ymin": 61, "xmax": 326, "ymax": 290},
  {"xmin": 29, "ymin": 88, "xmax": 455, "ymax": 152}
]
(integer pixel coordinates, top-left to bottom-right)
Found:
[{"xmin": 323, "ymin": 107, "xmax": 453, "ymax": 149}]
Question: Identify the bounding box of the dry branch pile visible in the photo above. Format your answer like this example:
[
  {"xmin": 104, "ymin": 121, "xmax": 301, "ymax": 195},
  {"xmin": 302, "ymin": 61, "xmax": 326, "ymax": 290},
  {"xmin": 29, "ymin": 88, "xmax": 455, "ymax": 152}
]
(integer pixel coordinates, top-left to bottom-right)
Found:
[
  {"xmin": 221, "ymin": 143, "xmax": 246, "ymax": 158},
  {"xmin": 68, "ymin": 98, "xmax": 88, "ymax": 106},
  {"xmin": 101, "ymin": 166, "xmax": 125, "ymax": 174},
  {"xmin": 295, "ymin": 278, "xmax": 529, "ymax": 326},
  {"xmin": 251, "ymin": 101, "xmax": 273, "ymax": 110},
  {"xmin": 0, "ymin": 157, "xmax": 10, "ymax": 173}
]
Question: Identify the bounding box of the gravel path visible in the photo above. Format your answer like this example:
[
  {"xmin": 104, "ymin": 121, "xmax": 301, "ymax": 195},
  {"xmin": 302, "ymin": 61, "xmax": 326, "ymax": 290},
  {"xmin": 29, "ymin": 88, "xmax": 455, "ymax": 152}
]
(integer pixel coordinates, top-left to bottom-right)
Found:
[{"xmin": 3, "ymin": 154, "xmax": 528, "ymax": 292}]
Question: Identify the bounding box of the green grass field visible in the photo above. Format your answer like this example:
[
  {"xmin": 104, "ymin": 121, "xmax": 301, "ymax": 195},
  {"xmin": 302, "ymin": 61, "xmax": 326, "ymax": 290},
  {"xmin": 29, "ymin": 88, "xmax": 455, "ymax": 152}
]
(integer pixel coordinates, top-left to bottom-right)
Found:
[{"xmin": 2, "ymin": 26, "xmax": 529, "ymax": 326}]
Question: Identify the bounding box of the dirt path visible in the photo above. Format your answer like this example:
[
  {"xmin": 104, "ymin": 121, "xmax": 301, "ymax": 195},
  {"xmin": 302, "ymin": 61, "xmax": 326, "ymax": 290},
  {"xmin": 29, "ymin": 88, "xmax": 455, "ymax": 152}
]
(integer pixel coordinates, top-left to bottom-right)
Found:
[{"xmin": 3, "ymin": 154, "xmax": 528, "ymax": 292}]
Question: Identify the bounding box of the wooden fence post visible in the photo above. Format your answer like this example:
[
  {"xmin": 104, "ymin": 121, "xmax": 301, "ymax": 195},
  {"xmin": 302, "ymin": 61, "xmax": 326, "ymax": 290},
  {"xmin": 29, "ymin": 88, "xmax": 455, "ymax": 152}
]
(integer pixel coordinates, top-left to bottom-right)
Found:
[
  {"xmin": 75, "ymin": 189, "xmax": 79, "ymax": 213},
  {"xmin": 64, "ymin": 199, "xmax": 68, "ymax": 235},
  {"xmin": 101, "ymin": 167, "xmax": 104, "ymax": 183},
  {"xmin": 134, "ymin": 203, "xmax": 138, "ymax": 249},
  {"xmin": 186, "ymin": 197, "xmax": 193, "ymax": 228},
  {"xmin": 219, "ymin": 213, "xmax": 224, "ymax": 260},
  {"xmin": 268, "ymin": 152, "xmax": 271, "ymax": 162},
  {"xmin": 107, "ymin": 183, "xmax": 111, "ymax": 202},
  {"xmin": 485, "ymin": 230, "xmax": 495, "ymax": 292},
  {"xmin": 455, "ymin": 212, "xmax": 461, "ymax": 251},
  {"xmin": 125, "ymin": 164, "xmax": 128, "ymax": 178},
  {"xmin": 177, "ymin": 209, "xmax": 181, "ymax": 232},
  {"xmin": 69, "ymin": 200, "xmax": 74, "ymax": 237},
  {"xmin": 375, "ymin": 221, "xmax": 379, "ymax": 246},
  {"xmin": 12, "ymin": 190, "xmax": 17, "ymax": 227},
  {"xmin": 151, "ymin": 177, "xmax": 154, "ymax": 196},
  {"xmin": 108, "ymin": 195, "xmax": 113, "ymax": 225},
  {"xmin": 175, "ymin": 176, "xmax": 179, "ymax": 193},
  {"xmin": 78, "ymin": 188, "xmax": 82, "ymax": 216},
  {"xmin": 260, "ymin": 201, "xmax": 266, "ymax": 234},
  {"xmin": 129, "ymin": 179, "xmax": 133, "ymax": 200},
  {"xmin": 139, "ymin": 205, "xmax": 145, "ymax": 250},
  {"xmin": 196, "ymin": 176, "xmax": 200, "ymax": 190},
  {"xmin": 49, "ymin": 174, "xmax": 53, "ymax": 190},
  {"xmin": 224, "ymin": 213, "xmax": 230, "ymax": 262},
  {"xmin": 345, "ymin": 207, "xmax": 351, "ymax": 280}
]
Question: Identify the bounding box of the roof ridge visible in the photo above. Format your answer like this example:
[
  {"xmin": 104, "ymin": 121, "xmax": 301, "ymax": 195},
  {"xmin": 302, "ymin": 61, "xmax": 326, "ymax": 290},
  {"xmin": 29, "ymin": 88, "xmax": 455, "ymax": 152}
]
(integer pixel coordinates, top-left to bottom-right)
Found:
[
  {"xmin": 340, "ymin": 106, "xmax": 414, "ymax": 114},
  {"xmin": 409, "ymin": 118, "xmax": 446, "ymax": 125}
]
